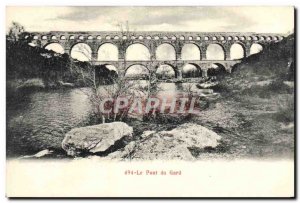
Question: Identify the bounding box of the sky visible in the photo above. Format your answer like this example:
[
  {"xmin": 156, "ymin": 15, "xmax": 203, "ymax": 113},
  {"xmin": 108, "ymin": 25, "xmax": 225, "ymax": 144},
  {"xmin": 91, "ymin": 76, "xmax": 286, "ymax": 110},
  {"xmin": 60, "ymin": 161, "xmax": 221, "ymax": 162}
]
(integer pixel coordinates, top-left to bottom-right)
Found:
[
  {"xmin": 6, "ymin": 6, "xmax": 294, "ymax": 34},
  {"xmin": 5, "ymin": 6, "xmax": 292, "ymax": 70}
]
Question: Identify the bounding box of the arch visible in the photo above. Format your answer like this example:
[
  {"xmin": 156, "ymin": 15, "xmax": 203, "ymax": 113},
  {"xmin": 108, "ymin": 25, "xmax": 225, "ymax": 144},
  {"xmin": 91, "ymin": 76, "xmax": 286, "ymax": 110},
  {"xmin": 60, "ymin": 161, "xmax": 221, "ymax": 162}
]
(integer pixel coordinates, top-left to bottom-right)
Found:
[
  {"xmin": 60, "ymin": 35, "xmax": 66, "ymax": 40},
  {"xmin": 70, "ymin": 43, "xmax": 92, "ymax": 61},
  {"xmin": 154, "ymin": 36, "xmax": 159, "ymax": 40},
  {"xmin": 156, "ymin": 64, "xmax": 176, "ymax": 79},
  {"xmin": 253, "ymin": 36, "xmax": 259, "ymax": 41},
  {"xmin": 204, "ymin": 36, "xmax": 209, "ymax": 41},
  {"xmin": 180, "ymin": 36, "xmax": 185, "ymax": 40},
  {"xmin": 247, "ymin": 36, "xmax": 252, "ymax": 41},
  {"xmin": 196, "ymin": 36, "xmax": 201, "ymax": 40},
  {"xmin": 105, "ymin": 35, "xmax": 111, "ymax": 40},
  {"xmin": 156, "ymin": 43, "xmax": 176, "ymax": 60},
  {"xmin": 125, "ymin": 43, "xmax": 151, "ymax": 61},
  {"xmin": 182, "ymin": 64, "xmax": 202, "ymax": 78},
  {"xmin": 228, "ymin": 36, "xmax": 233, "ymax": 40},
  {"xmin": 41, "ymin": 35, "xmax": 48, "ymax": 40},
  {"xmin": 69, "ymin": 35, "xmax": 75, "ymax": 40},
  {"xmin": 250, "ymin": 43, "xmax": 264, "ymax": 55},
  {"xmin": 240, "ymin": 36, "xmax": 245, "ymax": 41},
  {"xmin": 44, "ymin": 43, "xmax": 64, "ymax": 54},
  {"xmin": 220, "ymin": 36, "xmax": 225, "ymax": 40},
  {"xmin": 88, "ymin": 35, "xmax": 93, "ymax": 40},
  {"xmin": 97, "ymin": 43, "xmax": 119, "ymax": 61},
  {"xmin": 97, "ymin": 35, "xmax": 101, "ymax": 40},
  {"xmin": 207, "ymin": 63, "xmax": 227, "ymax": 77},
  {"xmin": 78, "ymin": 35, "xmax": 84, "ymax": 40},
  {"xmin": 206, "ymin": 43, "xmax": 225, "ymax": 60},
  {"xmin": 114, "ymin": 35, "xmax": 119, "ymax": 40},
  {"xmin": 230, "ymin": 43, "xmax": 245, "ymax": 60},
  {"xmin": 188, "ymin": 36, "xmax": 193, "ymax": 40},
  {"xmin": 146, "ymin": 36, "xmax": 152, "ymax": 40},
  {"xmin": 181, "ymin": 44, "xmax": 201, "ymax": 60},
  {"xmin": 138, "ymin": 35, "xmax": 144, "ymax": 40},
  {"xmin": 125, "ymin": 64, "xmax": 150, "ymax": 79},
  {"xmin": 33, "ymin": 35, "xmax": 38, "ymax": 40},
  {"xmin": 163, "ymin": 36, "xmax": 168, "ymax": 40},
  {"xmin": 171, "ymin": 36, "xmax": 176, "ymax": 40},
  {"xmin": 122, "ymin": 36, "xmax": 127, "ymax": 40},
  {"xmin": 212, "ymin": 36, "xmax": 217, "ymax": 41},
  {"xmin": 51, "ymin": 36, "xmax": 57, "ymax": 40},
  {"xmin": 260, "ymin": 36, "xmax": 266, "ymax": 40}
]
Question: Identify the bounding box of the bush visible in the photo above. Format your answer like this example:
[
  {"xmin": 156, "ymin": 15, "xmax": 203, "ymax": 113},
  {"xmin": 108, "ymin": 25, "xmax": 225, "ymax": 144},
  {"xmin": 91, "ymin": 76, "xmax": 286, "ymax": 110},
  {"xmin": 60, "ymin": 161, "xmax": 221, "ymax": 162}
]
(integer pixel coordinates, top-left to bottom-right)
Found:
[
  {"xmin": 241, "ymin": 80, "xmax": 293, "ymax": 99},
  {"xmin": 273, "ymin": 97, "xmax": 294, "ymax": 123}
]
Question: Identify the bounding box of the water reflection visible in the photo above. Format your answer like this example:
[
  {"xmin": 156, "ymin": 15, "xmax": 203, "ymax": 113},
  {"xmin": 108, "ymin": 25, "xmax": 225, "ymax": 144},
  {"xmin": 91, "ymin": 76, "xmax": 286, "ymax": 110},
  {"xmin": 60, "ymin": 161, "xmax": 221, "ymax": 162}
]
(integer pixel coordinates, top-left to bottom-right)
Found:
[
  {"xmin": 7, "ymin": 88, "xmax": 92, "ymax": 157},
  {"xmin": 6, "ymin": 82, "xmax": 201, "ymax": 157}
]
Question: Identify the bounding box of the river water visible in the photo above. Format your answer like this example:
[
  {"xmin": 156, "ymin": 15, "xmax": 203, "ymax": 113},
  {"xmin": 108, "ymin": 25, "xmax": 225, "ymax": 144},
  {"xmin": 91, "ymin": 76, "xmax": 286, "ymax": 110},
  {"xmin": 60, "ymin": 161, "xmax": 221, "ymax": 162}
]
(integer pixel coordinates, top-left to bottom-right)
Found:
[{"xmin": 7, "ymin": 82, "xmax": 204, "ymax": 158}]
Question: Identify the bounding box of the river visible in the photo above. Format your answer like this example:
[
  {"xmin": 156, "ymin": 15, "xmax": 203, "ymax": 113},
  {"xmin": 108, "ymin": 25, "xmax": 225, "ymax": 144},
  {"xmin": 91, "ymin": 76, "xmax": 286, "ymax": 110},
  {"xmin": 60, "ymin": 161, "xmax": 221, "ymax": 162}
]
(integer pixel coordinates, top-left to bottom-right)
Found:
[{"xmin": 7, "ymin": 82, "xmax": 204, "ymax": 158}]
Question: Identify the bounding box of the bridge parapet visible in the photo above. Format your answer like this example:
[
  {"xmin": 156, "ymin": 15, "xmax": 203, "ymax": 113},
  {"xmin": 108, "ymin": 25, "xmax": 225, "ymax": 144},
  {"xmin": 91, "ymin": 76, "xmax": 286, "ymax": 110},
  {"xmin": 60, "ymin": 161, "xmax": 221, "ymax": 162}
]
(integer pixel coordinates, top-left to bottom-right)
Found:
[
  {"xmin": 26, "ymin": 31, "xmax": 284, "ymax": 62},
  {"xmin": 28, "ymin": 31, "xmax": 284, "ymax": 43}
]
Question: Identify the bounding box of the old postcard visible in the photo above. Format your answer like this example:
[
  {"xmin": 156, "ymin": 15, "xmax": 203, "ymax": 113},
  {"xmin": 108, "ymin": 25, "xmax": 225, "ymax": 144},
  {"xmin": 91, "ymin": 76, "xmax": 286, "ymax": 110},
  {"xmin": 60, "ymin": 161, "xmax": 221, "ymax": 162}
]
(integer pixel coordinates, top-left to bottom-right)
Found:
[{"xmin": 6, "ymin": 6, "xmax": 295, "ymax": 198}]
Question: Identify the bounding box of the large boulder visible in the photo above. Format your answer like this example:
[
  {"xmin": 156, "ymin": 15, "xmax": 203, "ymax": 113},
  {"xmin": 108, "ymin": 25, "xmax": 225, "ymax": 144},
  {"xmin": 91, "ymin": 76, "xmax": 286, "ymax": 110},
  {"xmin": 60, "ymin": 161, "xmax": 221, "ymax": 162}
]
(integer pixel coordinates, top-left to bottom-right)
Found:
[
  {"xmin": 62, "ymin": 122, "xmax": 133, "ymax": 156},
  {"xmin": 108, "ymin": 123, "xmax": 221, "ymax": 160},
  {"xmin": 162, "ymin": 123, "xmax": 221, "ymax": 149}
]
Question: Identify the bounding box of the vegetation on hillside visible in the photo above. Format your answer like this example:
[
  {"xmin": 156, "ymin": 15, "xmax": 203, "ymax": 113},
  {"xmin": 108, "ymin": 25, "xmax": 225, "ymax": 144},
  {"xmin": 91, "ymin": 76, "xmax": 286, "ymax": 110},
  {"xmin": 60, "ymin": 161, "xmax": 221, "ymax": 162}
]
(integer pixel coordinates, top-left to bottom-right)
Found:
[
  {"xmin": 6, "ymin": 22, "xmax": 119, "ymax": 90},
  {"xmin": 193, "ymin": 34, "xmax": 295, "ymax": 159}
]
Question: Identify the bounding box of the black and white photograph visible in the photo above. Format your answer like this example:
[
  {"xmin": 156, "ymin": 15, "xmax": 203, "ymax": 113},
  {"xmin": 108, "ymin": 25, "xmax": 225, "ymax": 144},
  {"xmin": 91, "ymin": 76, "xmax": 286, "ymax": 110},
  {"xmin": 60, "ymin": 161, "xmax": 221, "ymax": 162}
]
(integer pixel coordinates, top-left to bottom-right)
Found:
[{"xmin": 5, "ymin": 6, "xmax": 295, "ymax": 198}]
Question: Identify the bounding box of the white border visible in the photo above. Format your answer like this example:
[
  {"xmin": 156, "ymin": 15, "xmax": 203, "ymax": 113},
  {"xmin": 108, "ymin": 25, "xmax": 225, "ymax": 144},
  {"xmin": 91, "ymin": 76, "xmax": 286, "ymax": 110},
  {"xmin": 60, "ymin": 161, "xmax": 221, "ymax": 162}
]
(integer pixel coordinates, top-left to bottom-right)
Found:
[{"xmin": 1, "ymin": 0, "xmax": 298, "ymax": 202}]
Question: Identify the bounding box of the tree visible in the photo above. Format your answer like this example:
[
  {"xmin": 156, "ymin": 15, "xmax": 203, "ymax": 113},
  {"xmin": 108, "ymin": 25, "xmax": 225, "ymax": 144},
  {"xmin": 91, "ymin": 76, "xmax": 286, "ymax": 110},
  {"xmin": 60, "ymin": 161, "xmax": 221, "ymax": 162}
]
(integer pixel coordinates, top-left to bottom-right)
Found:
[
  {"xmin": 70, "ymin": 32, "xmax": 140, "ymax": 123},
  {"xmin": 7, "ymin": 22, "xmax": 26, "ymax": 42}
]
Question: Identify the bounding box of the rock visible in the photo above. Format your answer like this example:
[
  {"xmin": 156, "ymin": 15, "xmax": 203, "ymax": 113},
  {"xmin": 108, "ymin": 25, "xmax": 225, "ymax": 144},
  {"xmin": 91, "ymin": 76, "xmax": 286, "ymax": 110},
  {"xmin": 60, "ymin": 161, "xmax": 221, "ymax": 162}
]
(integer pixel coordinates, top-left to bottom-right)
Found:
[
  {"xmin": 62, "ymin": 122, "xmax": 133, "ymax": 156},
  {"xmin": 18, "ymin": 78, "xmax": 45, "ymax": 89},
  {"xmin": 106, "ymin": 141, "xmax": 137, "ymax": 160},
  {"xmin": 163, "ymin": 123, "xmax": 221, "ymax": 149},
  {"xmin": 131, "ymin": 134, "xmax": 196, "ymax": 160},
  {"xmin": 197, "ymin": 81, "xmax": 219, "ymax": 89},
  {"xmin": 283, "ymin": 81, "xmax": 294, "ymax": 88},
  {"xmin": 58, "ymin": 81, "xmax": 75, "ymax": 87},
  {"xmin": 140, "ymin": 131, "xmax": 156, "ymax": 138},
  {"xmin": 20, "ymin": 149, "xmax": 53, "ymax": 159},
  {"xmin": 111, "ymin": 123, "xmax": 221, "ymax": 160}
]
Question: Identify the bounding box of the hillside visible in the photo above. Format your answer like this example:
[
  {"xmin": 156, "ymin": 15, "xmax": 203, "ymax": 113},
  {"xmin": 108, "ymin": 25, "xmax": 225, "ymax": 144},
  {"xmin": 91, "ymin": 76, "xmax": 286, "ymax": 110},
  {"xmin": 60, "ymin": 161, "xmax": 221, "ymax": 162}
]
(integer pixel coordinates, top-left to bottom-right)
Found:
[
  {"xmin": 223, "ymin": 34, "xmax": 294, "ymax": 93},
  {"xmin": 192, "ymin": 34, "xmax": 295, "ymax": 159}
]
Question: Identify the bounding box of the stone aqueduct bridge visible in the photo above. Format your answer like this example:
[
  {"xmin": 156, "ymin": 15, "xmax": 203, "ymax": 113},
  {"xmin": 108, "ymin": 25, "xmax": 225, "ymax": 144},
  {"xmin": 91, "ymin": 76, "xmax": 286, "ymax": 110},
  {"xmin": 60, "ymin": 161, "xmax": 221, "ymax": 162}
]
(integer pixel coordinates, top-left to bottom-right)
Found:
[{"xmin": 29, "ymin": 31, "xmax": 284, "ymax": 78}]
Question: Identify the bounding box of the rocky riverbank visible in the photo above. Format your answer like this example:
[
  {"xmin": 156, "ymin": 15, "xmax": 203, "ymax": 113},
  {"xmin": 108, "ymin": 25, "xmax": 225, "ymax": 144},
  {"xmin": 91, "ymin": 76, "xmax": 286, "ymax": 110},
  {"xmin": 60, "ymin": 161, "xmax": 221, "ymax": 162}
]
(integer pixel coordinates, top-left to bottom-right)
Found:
[{"xmin": 61, "ymin": 122, "xmax": 223, "ymax": 161}]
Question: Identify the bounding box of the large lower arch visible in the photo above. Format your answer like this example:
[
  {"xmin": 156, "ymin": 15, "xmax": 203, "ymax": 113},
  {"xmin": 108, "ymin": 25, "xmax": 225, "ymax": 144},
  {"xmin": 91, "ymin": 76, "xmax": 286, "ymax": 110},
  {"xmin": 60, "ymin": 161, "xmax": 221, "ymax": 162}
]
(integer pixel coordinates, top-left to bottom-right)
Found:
[
  {"xmin": 70, "ymin": 43, "xmax": 92, "ymax": 61},
  {"xmin": 97, "ymin": 43, "xmax": 119, "ymax": 61},
  {"xmin": 125, "ymin": 64, "xmax": 150, "ymax": 80},
  {"xmin": 156, "ymin": 43, "xmax": 176, "ymax": 60},
  {"xmin": 230, "ymin": 43, "xmax": 245, "ymax": 60},
  {"xmin": 182, "ymin": 63, "xmax": 202, "ymax": 78},
  {"xmin": 125, "ymin": 43, "xmax": 150, "ymax": 61},
  {"xmin": 206, "ymin": 44, "xmax": 225, "ymax": 60},
  {"xmin": 95, "ymin": 64, "xmax": 118, "ymax": 85},
  {"xmin": 250, "ymin": 43, "xmax": 264, "ymax": 55},
  {"xmin": 207, "ymin": 63, "xmax": 227, "ymax": 78},
  {"xmin": 181, "ymin": 44, "xmax": 201, "ymax": 60},
  {"xmin": 156, "ymin": 64, "xmax": 177, "ymax": 79},
  {"xmin": 44, "ymin": 43, "xmax": 65, "ymax": 54}
]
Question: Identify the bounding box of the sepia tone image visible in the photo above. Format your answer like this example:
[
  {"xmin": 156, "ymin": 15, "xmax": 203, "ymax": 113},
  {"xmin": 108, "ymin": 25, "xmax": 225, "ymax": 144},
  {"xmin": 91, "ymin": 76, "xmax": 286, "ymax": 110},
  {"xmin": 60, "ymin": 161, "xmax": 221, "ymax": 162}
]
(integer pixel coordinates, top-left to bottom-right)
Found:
[{"xmin": 6, "ymin": 6, "xmax": 295, "ymax": 197}]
